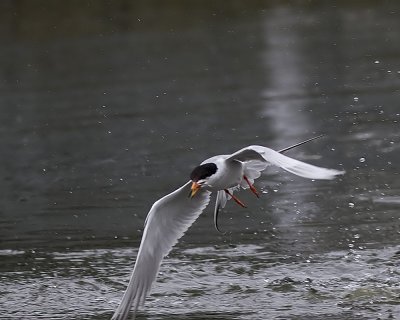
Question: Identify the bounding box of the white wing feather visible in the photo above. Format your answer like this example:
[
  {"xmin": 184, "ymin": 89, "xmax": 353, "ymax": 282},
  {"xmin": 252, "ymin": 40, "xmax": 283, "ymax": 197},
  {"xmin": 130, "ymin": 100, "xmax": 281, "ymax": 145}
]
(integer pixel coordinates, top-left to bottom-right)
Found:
[
  {"xmin": 228, "ymin": 145, "xmax": 345, "ymax": 180},
  {"xmin": 111, "ymin": 181, "xmax": 211, "ymax": 320}
]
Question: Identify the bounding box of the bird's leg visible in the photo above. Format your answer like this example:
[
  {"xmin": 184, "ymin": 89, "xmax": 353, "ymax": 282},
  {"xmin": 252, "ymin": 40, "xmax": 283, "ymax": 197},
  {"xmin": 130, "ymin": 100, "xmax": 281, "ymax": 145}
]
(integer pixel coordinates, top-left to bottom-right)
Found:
[
  {"xmin": 243, "ymin": 175, "xmax": 260, "ymax": 198},
  {"xmin": 224, "ymin": 189, "xmax": 247, "ymax": 208}
]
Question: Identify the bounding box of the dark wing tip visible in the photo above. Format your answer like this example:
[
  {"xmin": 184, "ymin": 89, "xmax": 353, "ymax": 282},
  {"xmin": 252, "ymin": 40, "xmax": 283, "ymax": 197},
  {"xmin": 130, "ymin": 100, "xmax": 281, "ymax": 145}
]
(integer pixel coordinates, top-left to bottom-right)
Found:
[{"xmin": 278, "ymin": 134, "xmax": 326, "ymax": 154}]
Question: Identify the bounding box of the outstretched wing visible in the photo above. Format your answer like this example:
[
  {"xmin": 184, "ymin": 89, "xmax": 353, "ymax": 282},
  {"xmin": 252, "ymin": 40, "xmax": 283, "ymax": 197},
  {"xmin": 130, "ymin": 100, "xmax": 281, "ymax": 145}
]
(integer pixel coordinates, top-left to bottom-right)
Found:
[
  {"xmin": 213, "ymin": 140, "xmax": 344, "ymax": 232},
  {"xmin": 111, "ymin": 181, "xmax": 211, "ymax": 320},
  {"xmin": 227, "ymin": 145, "xmax": 345, "ymax": 180}
]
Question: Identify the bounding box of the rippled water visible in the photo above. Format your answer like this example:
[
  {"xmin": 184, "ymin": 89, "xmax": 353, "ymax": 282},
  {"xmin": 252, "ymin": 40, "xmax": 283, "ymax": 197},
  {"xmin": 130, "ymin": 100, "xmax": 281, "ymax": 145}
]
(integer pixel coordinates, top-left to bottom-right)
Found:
[
  {"xmin": 1, "ymin": 2, "xmax": 400, "ymax": 319},
  {"xmin": 2, "ymin": 244, "xmax": 400, "ymax": 319}
]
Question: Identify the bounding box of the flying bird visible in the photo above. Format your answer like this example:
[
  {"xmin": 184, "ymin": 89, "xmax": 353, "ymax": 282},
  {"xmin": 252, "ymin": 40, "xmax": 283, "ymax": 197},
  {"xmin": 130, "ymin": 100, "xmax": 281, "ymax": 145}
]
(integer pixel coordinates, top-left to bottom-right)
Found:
[{"xmin": 111, "ymin": 136, "xmax": 344, "ymax": 320}]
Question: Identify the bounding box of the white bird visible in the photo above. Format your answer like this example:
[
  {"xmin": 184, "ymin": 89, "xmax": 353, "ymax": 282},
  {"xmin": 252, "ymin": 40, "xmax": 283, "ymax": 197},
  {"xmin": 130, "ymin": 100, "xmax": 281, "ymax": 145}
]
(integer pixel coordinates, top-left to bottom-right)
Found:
[{"xmin": 111, "ymin": 136, "xmax": 344, "ymax": 320}]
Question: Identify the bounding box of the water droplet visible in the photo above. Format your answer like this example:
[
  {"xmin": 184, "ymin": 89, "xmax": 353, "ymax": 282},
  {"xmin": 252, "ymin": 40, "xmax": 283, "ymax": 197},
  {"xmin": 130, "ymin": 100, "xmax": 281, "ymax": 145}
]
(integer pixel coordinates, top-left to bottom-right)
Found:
[
  {"xmin": 348, "ymin": 202, "xmax": 355, "ymax": 208},
  {"xmin": 374, "ymin": 60, "xmax": 380, "ymax": 64},
  {"xmin": 353, "ymin": 97, "xmax": 359, "ymax": 102},
  {"xmin": 359, "ymin": 157, "xmax": 366, "ymax": 163}
]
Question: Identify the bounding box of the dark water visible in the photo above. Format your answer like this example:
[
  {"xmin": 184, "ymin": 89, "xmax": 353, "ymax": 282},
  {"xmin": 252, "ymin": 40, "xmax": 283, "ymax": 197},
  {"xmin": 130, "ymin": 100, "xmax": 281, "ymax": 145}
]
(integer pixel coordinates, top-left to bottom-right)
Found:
[{"xmin": 1, "ymin": 1, "xmax": 400, "ymax": 319}]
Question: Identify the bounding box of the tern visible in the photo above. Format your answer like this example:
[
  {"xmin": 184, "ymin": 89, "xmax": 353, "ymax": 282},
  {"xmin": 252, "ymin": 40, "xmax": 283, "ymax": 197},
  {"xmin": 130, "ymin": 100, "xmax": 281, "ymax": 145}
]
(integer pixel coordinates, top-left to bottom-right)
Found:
[{"xmin": 111, "ymin": 136, "xmax": 344, "ymax": 320}]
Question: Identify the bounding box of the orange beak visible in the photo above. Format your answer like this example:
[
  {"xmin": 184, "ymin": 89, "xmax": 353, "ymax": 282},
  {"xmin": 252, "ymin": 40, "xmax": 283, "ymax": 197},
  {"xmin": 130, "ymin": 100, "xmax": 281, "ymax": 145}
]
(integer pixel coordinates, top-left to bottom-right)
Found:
[{"xmin": 189, "ymin": 182, "xmax": 201, "ymax": 198}]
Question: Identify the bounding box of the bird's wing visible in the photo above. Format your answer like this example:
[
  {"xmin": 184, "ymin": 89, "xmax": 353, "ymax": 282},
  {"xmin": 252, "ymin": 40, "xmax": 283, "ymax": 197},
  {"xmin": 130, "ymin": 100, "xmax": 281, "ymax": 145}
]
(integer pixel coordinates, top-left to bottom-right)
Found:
[
  {"xmin": 111, "ymin": 181, "xmax": 211, "ymax": 320},
  {"xmin": 227, "ymin": 145, "xmax": 345, "ymax": 180},
  {"xmin": 239, "ymin": 160, "xmax": 269, "ymax": 188}
]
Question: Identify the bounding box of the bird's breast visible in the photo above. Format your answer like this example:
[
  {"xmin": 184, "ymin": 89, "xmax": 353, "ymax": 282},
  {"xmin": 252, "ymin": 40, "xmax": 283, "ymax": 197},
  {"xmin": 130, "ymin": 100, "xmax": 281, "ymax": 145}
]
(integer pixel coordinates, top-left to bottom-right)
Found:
[{"xmin": 207, "ymin": 160, "xmax": 243, "ymax": 191}]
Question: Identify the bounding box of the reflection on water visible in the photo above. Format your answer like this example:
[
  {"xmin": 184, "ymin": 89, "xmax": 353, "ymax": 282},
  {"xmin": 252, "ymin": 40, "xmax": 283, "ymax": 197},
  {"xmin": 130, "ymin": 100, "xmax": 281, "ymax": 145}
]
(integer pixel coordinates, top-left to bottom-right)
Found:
[{"xmin": 1, "ymin": 1, "xmax": 400, "ymax": 319}]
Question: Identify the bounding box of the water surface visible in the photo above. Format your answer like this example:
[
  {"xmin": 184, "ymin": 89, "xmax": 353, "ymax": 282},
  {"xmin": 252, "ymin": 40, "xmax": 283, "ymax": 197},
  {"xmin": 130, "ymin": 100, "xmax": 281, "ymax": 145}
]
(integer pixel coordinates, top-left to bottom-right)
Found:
[{"xmin": 1, "ymin": 2, "xmax": 400, "ymax": 319}]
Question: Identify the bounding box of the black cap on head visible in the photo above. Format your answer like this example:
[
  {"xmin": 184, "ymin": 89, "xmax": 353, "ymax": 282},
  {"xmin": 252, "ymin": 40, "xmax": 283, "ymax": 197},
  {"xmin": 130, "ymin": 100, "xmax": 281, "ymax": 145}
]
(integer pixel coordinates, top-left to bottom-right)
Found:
[{"xmin": 190, "ymin": 163, "xmax": 217, "ymax": 182}]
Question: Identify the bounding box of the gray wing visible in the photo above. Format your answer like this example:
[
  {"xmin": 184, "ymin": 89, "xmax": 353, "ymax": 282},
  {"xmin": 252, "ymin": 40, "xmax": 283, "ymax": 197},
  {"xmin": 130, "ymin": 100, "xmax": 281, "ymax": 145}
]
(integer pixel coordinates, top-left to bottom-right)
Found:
[
  {"xmin": 111, "ymin": 181, "xmax": 211, "ymax": 320},
  {"xmin": 227, "ymin": 145, "xmax": 345, "ymax": 180}
]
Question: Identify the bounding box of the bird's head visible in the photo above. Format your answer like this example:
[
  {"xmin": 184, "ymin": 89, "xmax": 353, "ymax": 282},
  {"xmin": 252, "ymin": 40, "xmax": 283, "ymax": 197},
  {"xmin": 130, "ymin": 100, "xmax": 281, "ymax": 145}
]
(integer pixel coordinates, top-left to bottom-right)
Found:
[{"xmin": 189, "ymin": 163, "xmax": 218, "ymax": 198}]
